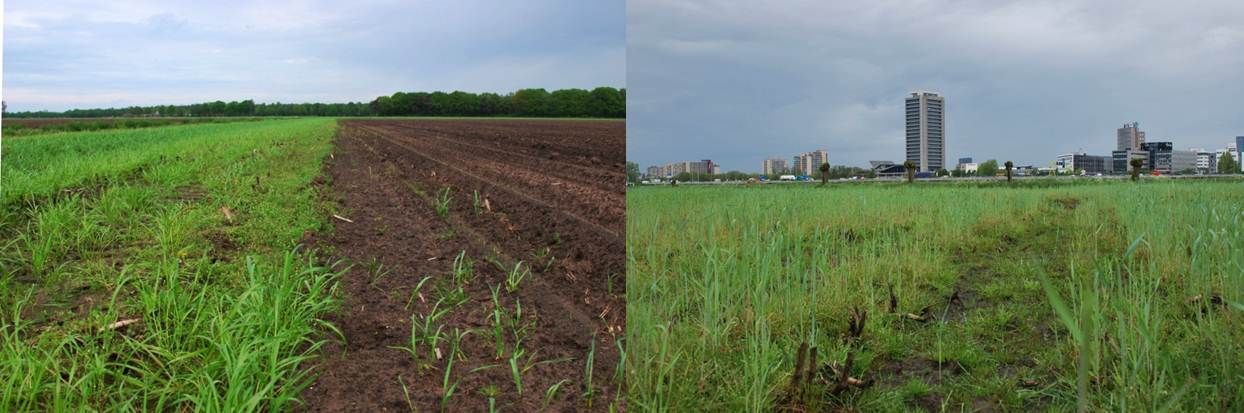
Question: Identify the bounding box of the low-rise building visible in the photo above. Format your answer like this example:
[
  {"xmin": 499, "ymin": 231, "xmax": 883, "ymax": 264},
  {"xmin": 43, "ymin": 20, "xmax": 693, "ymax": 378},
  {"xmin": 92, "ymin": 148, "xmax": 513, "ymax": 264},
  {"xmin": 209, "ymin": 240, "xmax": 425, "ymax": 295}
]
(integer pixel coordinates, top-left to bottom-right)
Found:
[
  {"xmin": 1142, "ymin": 142, "xmax": 1197, "ymax": 174},
  {"xmin": 1060, "ymin": 153, "xmax": 1111, "ymax": 175},
  {"xmin": 955, "ymin": 157, "xmax": 974, "ymax": 171},
  {"xmin": 875, "ymin": 163, "xmax": 906, "ymax": 178},
  {"xmin": 1112, "ymin": 149, "xmax": 1149, "ymax": 174},
  {"xmin": 1078, "ymin": 155, "xmax": 1110, "ymax": 175},
  {"xmin": 653, "ymin": 159, "xmax": 716, "ymax": 177},
  {"xmin": 1055, "ymin": 153, "xmax": 1077, "ymax": 173},
  {"xmin": 1195, "ymin": 150, "xmax": 1217, "ymax": 174}
]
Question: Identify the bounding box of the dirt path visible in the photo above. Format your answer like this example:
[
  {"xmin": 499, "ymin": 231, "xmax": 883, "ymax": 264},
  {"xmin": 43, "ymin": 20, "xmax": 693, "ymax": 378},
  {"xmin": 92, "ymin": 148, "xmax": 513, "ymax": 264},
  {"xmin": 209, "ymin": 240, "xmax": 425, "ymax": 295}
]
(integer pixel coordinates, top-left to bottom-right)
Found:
[{"xmin": 300, "ymin": 119, "xmax": 625, "ymax": 412}]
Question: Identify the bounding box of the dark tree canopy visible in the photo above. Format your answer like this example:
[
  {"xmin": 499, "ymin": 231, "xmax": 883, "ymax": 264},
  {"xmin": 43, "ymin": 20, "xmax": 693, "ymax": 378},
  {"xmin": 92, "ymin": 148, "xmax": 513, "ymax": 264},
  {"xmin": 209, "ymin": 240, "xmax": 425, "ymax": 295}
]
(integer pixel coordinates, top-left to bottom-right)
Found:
[{"xmin": 4, "ymin": 87, "xmax": 626, "ymax": 119}]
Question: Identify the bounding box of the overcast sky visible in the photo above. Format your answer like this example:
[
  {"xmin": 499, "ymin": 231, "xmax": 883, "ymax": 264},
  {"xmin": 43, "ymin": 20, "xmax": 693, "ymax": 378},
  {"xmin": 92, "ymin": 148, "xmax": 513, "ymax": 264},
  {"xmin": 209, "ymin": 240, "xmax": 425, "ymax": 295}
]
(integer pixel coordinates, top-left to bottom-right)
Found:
[
  {"xmin": 3, "ymin": 0, "xmax": 624, "ymax": 112},
  {"xmin": 628, "ymin": 0, "xmax": 1244, "ymax": 171}
]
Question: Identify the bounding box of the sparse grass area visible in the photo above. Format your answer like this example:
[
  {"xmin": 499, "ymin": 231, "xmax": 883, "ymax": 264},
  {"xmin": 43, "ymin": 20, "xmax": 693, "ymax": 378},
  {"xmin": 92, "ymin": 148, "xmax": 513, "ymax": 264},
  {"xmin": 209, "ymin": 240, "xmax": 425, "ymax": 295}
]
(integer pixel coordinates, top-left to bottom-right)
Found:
[
  {"xmin": 627, "ymin": 181, "xmax": 1244, "ymax": 411},
  {"xmin": 0, "ymin": 118, "xmax": 342, "ymax": 410}
]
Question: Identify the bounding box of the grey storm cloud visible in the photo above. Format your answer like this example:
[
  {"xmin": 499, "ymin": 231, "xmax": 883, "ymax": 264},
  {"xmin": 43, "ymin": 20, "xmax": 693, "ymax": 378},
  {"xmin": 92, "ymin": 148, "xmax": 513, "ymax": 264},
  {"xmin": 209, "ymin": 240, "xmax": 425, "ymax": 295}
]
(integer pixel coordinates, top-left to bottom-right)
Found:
[
  {"xmin": 627, "ymin": 0, "xmax": 1244, "ymax": 171},
  {"xmin": 3, "ymin": 0, "xmax": 625, "ymax": 112}
]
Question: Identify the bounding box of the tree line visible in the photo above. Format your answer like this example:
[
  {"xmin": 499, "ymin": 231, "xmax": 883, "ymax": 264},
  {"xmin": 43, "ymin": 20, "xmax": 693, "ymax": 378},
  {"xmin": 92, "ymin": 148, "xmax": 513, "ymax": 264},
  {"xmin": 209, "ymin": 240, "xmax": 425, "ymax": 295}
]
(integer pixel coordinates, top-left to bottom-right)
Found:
[{"xmin": 3, "ymin": 87, "xmax": 625, "ymax": 119}]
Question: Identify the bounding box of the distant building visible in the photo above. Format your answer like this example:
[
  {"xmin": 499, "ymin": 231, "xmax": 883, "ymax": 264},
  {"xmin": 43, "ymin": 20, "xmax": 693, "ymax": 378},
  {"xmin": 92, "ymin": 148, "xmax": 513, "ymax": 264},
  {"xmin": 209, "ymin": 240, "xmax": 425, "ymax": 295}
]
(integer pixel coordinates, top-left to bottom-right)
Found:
[
  {"xmin": 699, "ymin": 159, "xmax": 717, "ymax": 175},
  {"xmin": 955, "ymin": 157, "xmax": 974, "ymax": 171},
  {"xmin": 645, "ymin": 165, "xmax": 662, "ymax": 178},
  {"xmin": 654, "ymin": 159, "xmax": 716, "ymax": 177},
  {"xmin": 1169, "ymin": 150, "xmax": 1198, "ymax": 174},
  {"xmin": 1216, "ymin": 145, "xmax": 1236, "ymax": 171},
  {"xmin": 906, "ymin": 91, "xmax": 946, "ymax": 172},
  {"xmin": 1076, "ymin": 154, "xmax": 1110, "ymax": 174},
  {"xmin": 1237, "ymin": 137, "xmax": 1244, "ymax": 165},
  {"xmin": 1055, "ymin": 153, "xmax": 1077, "ymax": 173},
  {"xmin": 875, "ymin": 163, "xmax": 906, "ymax": 178},
  {"xmin": 1195, "ymin": 150, "xmax": 1217, "ymax": 174},
  {"xmin": 1057, "ymin": 153, "xmax": 1110, "ymax": 175},
  {"xmin": 762, "ymin": 158, "xmax": 788, "ymax": 175},
  {"xmin": 792, "ymin": 149, "xmax": 829, "ymax": 176},
  {"xmin": 869, "ymin": 160, "xmax": 895, "ymax": 169},
  {"xmin": 1117, "ymin": 122, "xmax": 1146, "ymax": 151},
  {"xmin": 1141, "ymin": 142, "xmax": 1197, "ymax": 174},
  {"xmin": 1112, "ymin": 149, "xmax": 1149, "ymax": 174}
]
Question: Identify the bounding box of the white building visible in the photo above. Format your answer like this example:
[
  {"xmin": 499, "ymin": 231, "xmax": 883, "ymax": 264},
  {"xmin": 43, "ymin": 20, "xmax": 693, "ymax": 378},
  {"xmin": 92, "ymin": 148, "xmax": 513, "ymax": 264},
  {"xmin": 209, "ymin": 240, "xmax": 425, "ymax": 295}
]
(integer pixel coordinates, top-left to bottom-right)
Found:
[
  {"xmin": 1055, "ymin": 153, "xmax": 1078, "ymax": 173},
  {"xmin": 1194, "ymin": 150, "xmax": 1217, "ymax": 174}
]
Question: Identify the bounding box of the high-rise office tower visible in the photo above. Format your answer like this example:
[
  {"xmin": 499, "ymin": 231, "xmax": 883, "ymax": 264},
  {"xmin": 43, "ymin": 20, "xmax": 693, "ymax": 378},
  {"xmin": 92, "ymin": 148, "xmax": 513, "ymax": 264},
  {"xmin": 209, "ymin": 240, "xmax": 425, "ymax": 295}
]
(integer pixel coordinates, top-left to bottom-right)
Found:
[{"xmin": 905, "ymin": 91, "xmax": 945, "ymax": 172}]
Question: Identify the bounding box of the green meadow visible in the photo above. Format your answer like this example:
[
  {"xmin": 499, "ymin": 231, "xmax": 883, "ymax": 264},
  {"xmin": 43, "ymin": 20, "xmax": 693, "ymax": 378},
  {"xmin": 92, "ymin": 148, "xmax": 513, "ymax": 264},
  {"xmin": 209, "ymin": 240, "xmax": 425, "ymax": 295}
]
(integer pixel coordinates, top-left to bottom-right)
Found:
[
  {"xmin": 0, "ymin": 118, "xmax": 341, "ymax": 411},
  {"xmin": 627, "ymin": 180, "xmax": 1244, "ymax": 411}
]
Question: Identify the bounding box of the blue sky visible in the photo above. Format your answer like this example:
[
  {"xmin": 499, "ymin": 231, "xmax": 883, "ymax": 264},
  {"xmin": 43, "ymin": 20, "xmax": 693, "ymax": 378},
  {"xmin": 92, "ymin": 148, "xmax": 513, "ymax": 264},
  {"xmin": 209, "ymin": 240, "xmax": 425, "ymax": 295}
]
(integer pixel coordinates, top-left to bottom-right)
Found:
[
  {"xmin": 627, "ymin": 0, "xmax": 1244, "ymax": 171},
  {"xmin": 3, "ymin": 0, "xmax": 625, "ymax": 112}
]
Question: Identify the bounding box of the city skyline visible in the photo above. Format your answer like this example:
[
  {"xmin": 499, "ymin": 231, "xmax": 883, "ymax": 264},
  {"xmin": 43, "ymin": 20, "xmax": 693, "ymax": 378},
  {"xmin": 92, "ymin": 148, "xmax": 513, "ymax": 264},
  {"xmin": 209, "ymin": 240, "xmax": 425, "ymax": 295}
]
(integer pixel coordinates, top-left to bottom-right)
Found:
[
  {"xmin": 642, "ymin": 113, "xmax": 1241, "ymax": 175},
  {"xmin": 627, "ymin": 0, "xmax": 1244, "ymax": 172}
]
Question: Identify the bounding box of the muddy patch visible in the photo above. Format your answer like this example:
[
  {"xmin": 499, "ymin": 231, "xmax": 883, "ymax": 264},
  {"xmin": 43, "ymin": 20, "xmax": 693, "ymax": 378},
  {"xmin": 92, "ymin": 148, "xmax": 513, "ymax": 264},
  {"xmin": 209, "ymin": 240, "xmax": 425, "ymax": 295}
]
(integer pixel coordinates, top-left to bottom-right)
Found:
[
  {"xmin": 204, "ymin": 230, "xmax": 239, "ymax": 262},
  {"xmin": 878, "ymin": 357, "xmax": 968, "ymax": 386},
  {"xmin": 174, "ymin": 185, "xmax": 208, "ymax": 202}
]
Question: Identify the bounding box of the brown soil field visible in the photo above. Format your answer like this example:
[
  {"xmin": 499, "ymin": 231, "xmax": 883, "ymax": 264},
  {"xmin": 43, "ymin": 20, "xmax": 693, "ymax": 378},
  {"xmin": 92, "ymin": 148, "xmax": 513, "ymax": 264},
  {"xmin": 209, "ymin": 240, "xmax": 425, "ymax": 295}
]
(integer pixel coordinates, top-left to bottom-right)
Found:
[{"xmin": 300, "ymin": 119, "xmax": 625, "ymax": 411}]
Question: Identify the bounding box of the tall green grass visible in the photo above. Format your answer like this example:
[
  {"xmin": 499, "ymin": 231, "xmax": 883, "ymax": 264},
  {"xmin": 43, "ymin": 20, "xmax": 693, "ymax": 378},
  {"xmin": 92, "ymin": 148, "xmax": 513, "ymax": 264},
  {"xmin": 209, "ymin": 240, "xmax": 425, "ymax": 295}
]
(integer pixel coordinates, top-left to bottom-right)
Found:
[
  {"xmin": 0, "ymin": 118, "xmax": 342, "ymax": 411},
  {"xmin": 627, "ymin": 182, "xmax": 1244, "ymax": 411}
]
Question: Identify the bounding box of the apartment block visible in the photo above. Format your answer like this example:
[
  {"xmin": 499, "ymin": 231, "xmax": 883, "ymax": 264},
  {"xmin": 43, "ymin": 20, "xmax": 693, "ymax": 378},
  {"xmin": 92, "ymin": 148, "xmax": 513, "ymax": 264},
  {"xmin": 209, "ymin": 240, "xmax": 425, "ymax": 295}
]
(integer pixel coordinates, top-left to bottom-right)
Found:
[
  {"xmin": 792, "ymin": 149, "xmax": 829, "ymax": 176},
  {"xmin": 762, "ymin": 158, "xmax": 788, "ymax": 175}
]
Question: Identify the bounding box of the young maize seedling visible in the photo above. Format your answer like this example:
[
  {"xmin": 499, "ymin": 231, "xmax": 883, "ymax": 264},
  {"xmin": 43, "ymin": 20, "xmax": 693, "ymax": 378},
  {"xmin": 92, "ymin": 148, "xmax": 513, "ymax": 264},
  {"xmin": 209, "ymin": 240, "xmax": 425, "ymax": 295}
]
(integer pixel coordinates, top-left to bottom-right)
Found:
[
  {"xmin": 506, "ymin": 261, "xmax": 530, "ymax": 293},
  {"xmin": 435, "ymin": 186, "xmax": 452, "ymax": 218}
]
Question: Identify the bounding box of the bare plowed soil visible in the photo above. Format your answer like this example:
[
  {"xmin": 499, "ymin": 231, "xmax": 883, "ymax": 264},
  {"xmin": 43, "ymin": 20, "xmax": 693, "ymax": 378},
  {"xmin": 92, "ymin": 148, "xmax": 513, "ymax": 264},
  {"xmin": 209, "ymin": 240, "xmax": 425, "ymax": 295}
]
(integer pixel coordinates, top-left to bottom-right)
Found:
[{"xmin": 301, "ymin": 119, "xmax": 625, "ymax": 411}]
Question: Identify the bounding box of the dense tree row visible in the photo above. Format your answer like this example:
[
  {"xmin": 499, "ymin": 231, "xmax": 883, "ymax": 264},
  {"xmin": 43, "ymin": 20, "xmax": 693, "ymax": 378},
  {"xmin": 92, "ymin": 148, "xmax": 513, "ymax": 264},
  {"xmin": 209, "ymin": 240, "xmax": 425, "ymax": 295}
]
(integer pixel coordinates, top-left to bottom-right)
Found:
[
  {"xmin": 369, "ymin": 87, "xmax": 624, "ymax": 118},
  {"xmin": 3, "ymin": 87, "xmax": 625, "ymax": 119}
]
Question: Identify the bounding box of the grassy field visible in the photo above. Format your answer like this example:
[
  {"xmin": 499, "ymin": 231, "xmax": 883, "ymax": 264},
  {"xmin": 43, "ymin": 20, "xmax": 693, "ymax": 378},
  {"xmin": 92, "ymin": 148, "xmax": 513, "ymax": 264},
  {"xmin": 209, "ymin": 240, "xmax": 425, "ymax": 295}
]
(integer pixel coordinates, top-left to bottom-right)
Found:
[
  {"xmin": 0, "ymin": 118, "xmax": 341, "ymax": 411},
  {"xmin": 627, "ymin": 180, "xmax": 1244, "ymax": 411}
]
